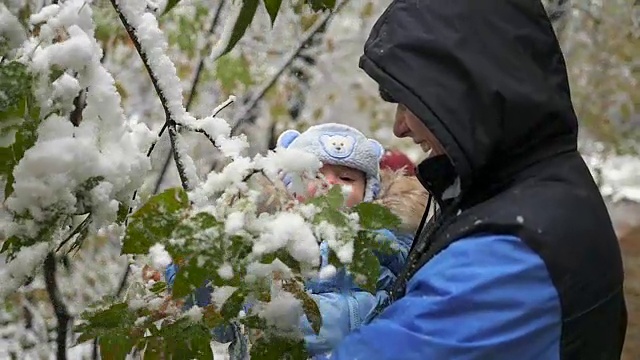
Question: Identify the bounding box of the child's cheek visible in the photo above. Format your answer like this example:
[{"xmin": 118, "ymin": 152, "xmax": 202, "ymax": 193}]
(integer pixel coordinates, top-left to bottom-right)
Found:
[{"xmin": 345, "ymin": 192, "xmax": 358, "ymax": 208}]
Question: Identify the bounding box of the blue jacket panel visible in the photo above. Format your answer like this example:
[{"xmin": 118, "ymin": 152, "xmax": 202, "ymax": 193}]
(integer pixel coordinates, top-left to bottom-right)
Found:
[{"xmin": 316, "ymin": 234, "xmax": 562, "ymax": 360}]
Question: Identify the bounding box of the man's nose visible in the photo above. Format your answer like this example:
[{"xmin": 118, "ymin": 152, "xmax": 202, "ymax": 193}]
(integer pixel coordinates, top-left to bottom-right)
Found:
[{"xmin": 393, "ymin": 109, "xmax": 409, "ymax": 138}]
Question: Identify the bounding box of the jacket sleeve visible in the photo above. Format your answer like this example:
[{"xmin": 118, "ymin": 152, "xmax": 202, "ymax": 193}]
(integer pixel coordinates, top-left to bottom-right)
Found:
[
  {"xmin": 320, "ymin": 234, "xmax": 562, "ymax": 360},
  {"xmin": 373, "ymin": 229, "xmax": 412, "ymax": 292},
  {"xmin": 165, "ymin": 263, "xmax": 177, "ymax": 288}
]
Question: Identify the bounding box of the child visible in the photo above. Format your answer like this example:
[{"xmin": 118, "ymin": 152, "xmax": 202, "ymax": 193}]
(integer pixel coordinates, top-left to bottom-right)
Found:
[{"xmin": 165, "ymin": 123, "xmax": 428, "ymax": 356}]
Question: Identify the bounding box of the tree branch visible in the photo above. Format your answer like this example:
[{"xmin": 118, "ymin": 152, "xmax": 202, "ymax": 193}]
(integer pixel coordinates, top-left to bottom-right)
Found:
[
  {"xmin": 44, "ymin": 252, "xmax": 71, "ymax": 360},
  {"xmin": 229, "ymin": 0, "xmax": 352, "ymax": 135},
  {"xmin": 109, "ymin": 0, "xmax": 191, "ymax": 191},
  {"xmin": 546, "ymin": 0, "xmax": 570, "ymax": 23},
  {"xmin": 152, "ymin": 0, "xmax": 228, "ymax": 194}
]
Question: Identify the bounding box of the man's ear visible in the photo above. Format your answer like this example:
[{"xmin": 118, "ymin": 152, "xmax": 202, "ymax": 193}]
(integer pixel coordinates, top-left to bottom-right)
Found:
[
  {"xmin": 277, "ymin": 130, "xmax": 300, "ymax": 148},
  {"xmin": 368, "ymin": 139, "xmax": 385, "ymax": 161}
]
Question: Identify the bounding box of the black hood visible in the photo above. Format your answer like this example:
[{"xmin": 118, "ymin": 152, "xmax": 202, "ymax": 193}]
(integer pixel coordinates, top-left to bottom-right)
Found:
[{"xmin": 359, "ymin": 0, "xmax": 579, "ymax": 194}]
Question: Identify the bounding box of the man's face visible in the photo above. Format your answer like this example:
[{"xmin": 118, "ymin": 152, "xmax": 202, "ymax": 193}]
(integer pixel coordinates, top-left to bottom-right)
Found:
[{"xmin": 393, "ymin": 104, "xmax": 445, "ymax": 158}]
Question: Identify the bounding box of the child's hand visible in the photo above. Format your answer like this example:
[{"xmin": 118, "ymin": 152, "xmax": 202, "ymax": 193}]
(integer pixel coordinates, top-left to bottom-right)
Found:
[{"xmin": 142, "ymin": 264, "xmax": 162, "ymax": 283}]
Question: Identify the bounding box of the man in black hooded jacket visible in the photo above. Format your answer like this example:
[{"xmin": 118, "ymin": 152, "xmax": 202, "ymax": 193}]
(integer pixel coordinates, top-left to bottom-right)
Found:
[{"xmin": 315, "ymin": 1, "xmax": 627, "ymax": 359}]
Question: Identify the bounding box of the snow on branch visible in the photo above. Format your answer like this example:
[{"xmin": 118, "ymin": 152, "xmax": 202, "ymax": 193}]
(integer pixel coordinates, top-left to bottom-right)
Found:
[
  {"xmin": 109, "ymin": 0, "xmax": 199, "ymax": 190},
  {"xmin": 152, "ymin": 0, "xmax": 232, "ymax": 194}
]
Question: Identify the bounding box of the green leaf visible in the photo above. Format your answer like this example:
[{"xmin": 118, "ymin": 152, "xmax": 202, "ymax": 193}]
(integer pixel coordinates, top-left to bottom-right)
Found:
[
  {"xmin": 220, "ymin": 286, "xmax": 247, "ymax": 321},
  {"xmin": 121, "ymin": 187, "xmax": 189, "ymax": 255},
  {"xmin": 305, "ymin": 0, "xmax": 336, "ymax": 11},
  {"xmin": 202, "ymin": 304, "xmax": 224, "ymax": 328},
  {"xmin": 171, "ymin": 257, "xmax": 211, "ymax": 298},
  {"xmin": 149, "ymin": 281, "xmax": 167, "ymax": 295},
  {"xmin": 99, "ymin": 334, "xmax": 138, "ymax": 360},
  {"xmin": 249, "ymin": 334, "xmax": 308, "ymax": 360},
  {"xmin": 142, "ymin": 337, "xmax": 163, "ymax": 360},
  {"xmin": 263, "ymin": 0, "xmax": 283, "ymax": 25},
  {"xmin": 308, "ymin": 185, "xmax": 345, "ymax": 208},
  {"xmin": 308, "ymin": 185, "xmax": 349, "ymax": 226},
  {"xmin": 162, "ymin": 0, "xmax": 182, "ymax": 16},
  {"xmin": 81, "ymin": 303, "xmax": 135, "ymax": 329},
  {"xmin": 283, "ymin": 281, "xmax": 322, "ymax": 335},
  {"xmin": 350, "ymin": 231, "xmax": 381, "ymax": 293},
  {"xmin": 0, "ymin": 61, "xmax": 34, "ymax": 110},
  {"xmin": 160, "ymin": 319, "xmax": 213, "ymax": 359},
  {"xmin": 260, "ymin": 249, "xmax": 301, "ymax": 273},
  {"xmin": 76, "ymin": 302, "xmax": 140, "ymax": 359},
  {"xmin": 220, "ymin": 0, "xmax": 260, "ymax": 57},
  {"xmin": 227, "ymin": 235, "xmax": 252, "ymax": 264},
  {"xmin": 1, "ymin": 215, "xmax": 61, "ymax": 260},
  {"xmin": 0, "ymin": 61, "xmax": 41, "ymax": 199},
  {"xmin": 315, "ymin": 206, "xmax": 348, "ymax": 227},
  {"xmin": 170, "ymin": 211, "xmax": 223, "ymax": 258},
  {"xmin": 353, "ymin": 202, "xmax": 401, "ymax": 230},
  {"xmin": 116, "ymin": 201, "xmax": 130, "ymax": 225},
  {"xmin": 239, "ymin": 313, "xmax": 267, "ymax": 329}
]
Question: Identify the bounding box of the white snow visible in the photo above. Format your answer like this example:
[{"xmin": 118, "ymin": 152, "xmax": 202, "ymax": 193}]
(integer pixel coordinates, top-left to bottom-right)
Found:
[
  {"xmin": 149, "ymin": 243, "xmax": 172, "ymax": 270},
  {"xmin": 318, "ymin": 264, "xmax": 337, "ymax": 279},
  {"xmin": 183, "ymin": 305, "xmax": 204, "ymax": 322},
  {"xmin": 211, "ymin": 286, "xmax": 237, "ymax": 309},
  {"xmin": 216, "ymin": 134, "xmax": 249, "ymax": 159},
  {"xmin": 0, "ymin": 242, "xmax": 50, "ymax": 298},
  {"xmin": 252, "ymin": 212, "xmax": 320, "ymax": 266},
  {"xmin": 217, "ymin": 263, "xmax": 234, "ymax": 280},
  {"xmin": 0, "ymin": 3, "xmax": 27, "ymax": 49},
  {"xmin": 224, "ymin": 211, "xmax": 245, "ymax": 235},
  {"xmin": 259, "ymin": 291, "xmax": 303, "ymax": 332}
]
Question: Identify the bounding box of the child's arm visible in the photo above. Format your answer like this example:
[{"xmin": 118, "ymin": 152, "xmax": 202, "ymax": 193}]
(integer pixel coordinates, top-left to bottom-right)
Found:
[
  {"xmin": 300, "ymin": 291, "xmax": 377, "ymax": 356},
  {"xmin": 371, "ymin": 229, "xmax": 412, "ymax": 292},
  {"xmin": 301, "ymin": 230, "xmax": 411, "ymax": 356}
]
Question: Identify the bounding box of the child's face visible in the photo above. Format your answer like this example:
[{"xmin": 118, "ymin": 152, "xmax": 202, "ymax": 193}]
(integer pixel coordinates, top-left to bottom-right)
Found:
[{"xmin": 301, "ymin": 164, "xmax": 366, "ymax": 207}]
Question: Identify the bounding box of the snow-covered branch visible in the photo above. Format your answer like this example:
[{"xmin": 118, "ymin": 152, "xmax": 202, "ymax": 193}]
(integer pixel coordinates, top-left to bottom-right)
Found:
[{"xmin": 109, "ymin": 0, "xmax": 196, "ymax": 190}]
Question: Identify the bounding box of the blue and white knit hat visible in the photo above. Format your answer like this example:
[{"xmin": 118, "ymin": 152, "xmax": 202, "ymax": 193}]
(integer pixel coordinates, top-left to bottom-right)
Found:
[{"xmin": 276, "ymin": 123, "xmax": 385, "ymax": 202}]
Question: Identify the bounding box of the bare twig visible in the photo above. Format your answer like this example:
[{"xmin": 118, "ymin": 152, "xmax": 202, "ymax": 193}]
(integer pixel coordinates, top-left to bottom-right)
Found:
[
  {"xmin": 55, "ymin": 215, "xmax": 92, "ymax": 253},
  {"xmin": 44, "ymin": 253, "xmax": 71, "ymax": 360},
  {"xmin": 109, "ymin": 0, "xmax": 191, "ymax": 191},
  {"xmin": 69, "ymin": 89, "xmax": 86, "ymax": 126},
  {"xmin": 229, "ymin": 0, "xmax": 352, "ymax": 135}
]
